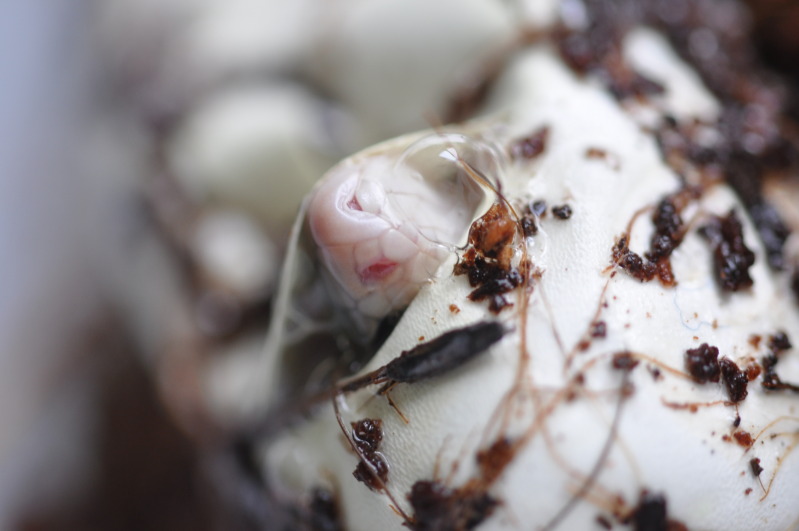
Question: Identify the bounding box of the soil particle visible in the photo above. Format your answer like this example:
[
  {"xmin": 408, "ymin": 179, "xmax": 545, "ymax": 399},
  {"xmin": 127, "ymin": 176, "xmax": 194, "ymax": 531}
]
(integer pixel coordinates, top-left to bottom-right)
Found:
[
  {"xmin": 552, "ymin": 204, "xmax": 573, "ymax": 220},
  {"xmin": 748, "ymin": 335, "xmax": 762, "ymax": 349},
  {"xmin": 761, "ymin": 331, "xmax": 799, "ymax": 392},
  {"xmin": 454, "ymin": 203, "xmax": 524, "ymax": 314},
  {"xmin": 646, "ymin": 197, "xmax": 683, "ymax": 262},
  {"xmin": 612, "ymin": 220, "xmax": 680, "ymax": 287},
  {"xmin": 699, "ymin": 210, "xmax": 756, "ymax": 292},
  {"xmin": 733, "ymin": 430, "xmax": 753, "ymax": 448},
  {"xmin": 530, "ymin": 200, "xmax": 547, "ymax": 217},
  {"xmin": 684, "ymin": 343, "xmax": 721, "ymax": 383},
  {"xmin": 405, "ymin": 480, "xmax": 498, "ymax": 531},
  {"xmin": 613, "ymin": 351, "xmax": 640, "ymax": 371},
  {"xmin": 612, "ymin": 236, "xmax": 657, "ymax": 282},
  {"xmin": 554, "ymin": 4, "xmax": 665, "ymax": 102},
  {"xmin": 307, "ymin": 487, "xmax": 344, "ymax": 531},
  {"xmin": 629, "ymin": 490, "xmax": 687, "ymax": 531},
  {"xmin": 350, "ymin": 419, "xmax": 389, "ymax": 491},
  {"xmin": 745, "ymin": 362, "xmax": 761, "ymax": 381},
  {"xmin": 750, "ymin": 458, "xmax": 764, "ymax": 477},
  {"xmin": 352, "ymin": 418, "xmax": 382, "ymax": 454},
  {"xmin": 521, "ymin": 216, "xmax": 538, "ymax": 238},
  {"xmin": 510, "ymin": 126, "xmax": 550, "ymax": 160},
  {"xmin": 720, "ymin": 358, "xmax": 749, "ymax": 403},
  {"xmin": 768, "ymin": 331, "xmax": 792, "ymax": 353},
  {"xmin": 554, "ymin": 0, "xmax": 798, "ymax": 274},
  {"xmin": 586, "ymin": 147, "xmax": 608, "ymax": 159},
  {"xmin": 467, "ymin": 204, "xmax": 516, "ymax": 260},
  {"xmin": 591, "ymin": 321, "xmax": 608, "ymax": 338},
  {"xmin": 648, "ymin": 366, "xmax": 663, "ymax": 381},
  {"xmin": 748, "ymin": 202, "xmax": 791, "ymax": 270},
  {"xmin": 521, "ymin": 200, "xmax": 547, "ymax": 237}
]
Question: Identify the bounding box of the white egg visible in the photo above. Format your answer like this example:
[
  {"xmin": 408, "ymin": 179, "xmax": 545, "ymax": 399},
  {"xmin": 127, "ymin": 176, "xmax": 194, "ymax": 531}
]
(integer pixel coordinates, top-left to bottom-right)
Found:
[{"xmin": 244, "ymin": 29, "xmax": 799, "ymax": 531}]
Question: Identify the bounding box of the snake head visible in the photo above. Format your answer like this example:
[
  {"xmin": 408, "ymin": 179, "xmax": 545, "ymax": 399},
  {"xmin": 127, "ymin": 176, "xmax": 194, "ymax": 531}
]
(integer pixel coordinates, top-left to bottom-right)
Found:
[{"xmin": 308, "ymin": 132, "xmax": 501, "ymax": 320}]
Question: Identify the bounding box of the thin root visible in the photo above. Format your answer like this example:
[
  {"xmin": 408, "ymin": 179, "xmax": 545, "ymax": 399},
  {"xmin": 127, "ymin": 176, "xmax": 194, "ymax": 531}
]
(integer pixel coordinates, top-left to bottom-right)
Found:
[{"xmin": 378, "ymin": 381, "xmax": 411, "ymax": 424}]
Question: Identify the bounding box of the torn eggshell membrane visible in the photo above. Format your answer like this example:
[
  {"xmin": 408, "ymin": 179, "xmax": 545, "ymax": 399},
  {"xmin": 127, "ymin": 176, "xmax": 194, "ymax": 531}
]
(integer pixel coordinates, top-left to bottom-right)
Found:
[
  {"xmin": 308, "ymin": 132, "xmax": 497, "ymax": 324},
  {"xmin": 259, "ymin": 31, "xmax": 799, "ymax": 531},
  {"xmin": 217, "ymin": 130, "xmax": 502, "ymax": 415}
]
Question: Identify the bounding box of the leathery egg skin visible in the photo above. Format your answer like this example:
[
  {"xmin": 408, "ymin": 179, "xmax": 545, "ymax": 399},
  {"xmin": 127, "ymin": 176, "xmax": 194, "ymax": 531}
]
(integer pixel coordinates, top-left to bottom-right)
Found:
[{"xmin": 258, "ymin": 33, "xmax": 799, "ymax": 531}]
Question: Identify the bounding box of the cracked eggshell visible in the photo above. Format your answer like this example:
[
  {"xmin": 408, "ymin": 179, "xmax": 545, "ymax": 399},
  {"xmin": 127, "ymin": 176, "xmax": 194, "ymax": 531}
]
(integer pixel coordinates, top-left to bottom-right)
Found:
[
  {"xmin": 203, "ymin": 130, "xmax": 450, "ymax": 426},
  {"xmin": 259, "ymin": 40, "xmax": 799, "ymax": 530}
]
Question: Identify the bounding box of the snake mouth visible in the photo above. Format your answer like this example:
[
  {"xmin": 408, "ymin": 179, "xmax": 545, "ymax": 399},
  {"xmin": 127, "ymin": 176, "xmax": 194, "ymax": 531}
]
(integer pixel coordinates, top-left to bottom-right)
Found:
[{"xmin": 358, "ymin": 259, "xmax": 399, "ymax": 284}]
